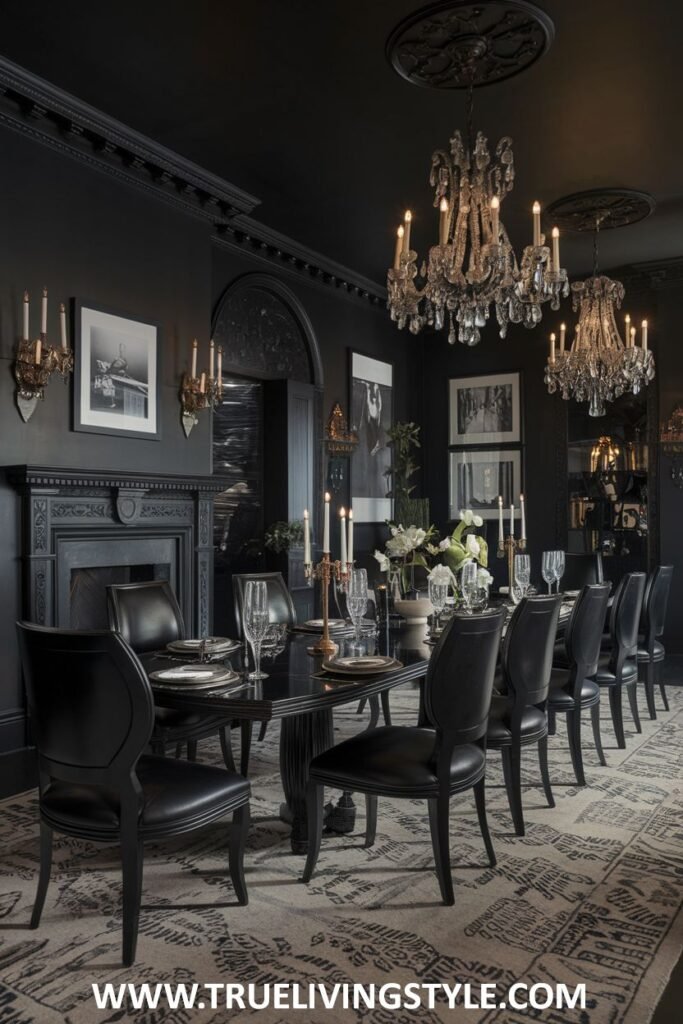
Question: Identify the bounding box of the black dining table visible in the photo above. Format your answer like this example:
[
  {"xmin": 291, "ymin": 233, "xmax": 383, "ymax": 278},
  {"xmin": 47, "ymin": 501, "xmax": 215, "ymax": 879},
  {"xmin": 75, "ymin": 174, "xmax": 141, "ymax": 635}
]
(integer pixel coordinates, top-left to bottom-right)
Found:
[{"xmin": 141, "ymin": 624, "xmax": 431, "ymax": 852}]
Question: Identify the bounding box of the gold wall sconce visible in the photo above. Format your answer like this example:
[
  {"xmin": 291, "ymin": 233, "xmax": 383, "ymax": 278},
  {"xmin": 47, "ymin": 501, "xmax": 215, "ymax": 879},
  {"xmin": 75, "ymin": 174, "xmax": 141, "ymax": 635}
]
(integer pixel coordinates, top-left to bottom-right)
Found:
[
  {"xmin": 324, "ymin": 403, "xmax": 358, "ymax": 494},
  {"xmin": 15, "ymin": 289, "xmax": 73, "ymax": 422},
  {"xmin": 180, "ymin": 338, "xmax": 223, "ymax": 437}
]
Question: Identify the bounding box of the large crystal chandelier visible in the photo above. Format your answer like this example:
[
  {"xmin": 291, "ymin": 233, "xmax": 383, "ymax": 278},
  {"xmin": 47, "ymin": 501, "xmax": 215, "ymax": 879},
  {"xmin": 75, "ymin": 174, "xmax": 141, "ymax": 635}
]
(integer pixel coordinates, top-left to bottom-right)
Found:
[
  {"xmin": 387, "ymin": 87, "xmax": 568, "ymax": 346},
  {"xmin": 545, "ymin": 194, "xmax": 656, "ymax": 417}
]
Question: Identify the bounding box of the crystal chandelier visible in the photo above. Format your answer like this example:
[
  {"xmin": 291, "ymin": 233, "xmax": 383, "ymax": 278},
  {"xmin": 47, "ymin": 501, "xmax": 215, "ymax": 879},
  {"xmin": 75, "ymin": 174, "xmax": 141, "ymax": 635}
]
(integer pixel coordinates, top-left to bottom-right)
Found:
[
  {"xmin": 387, "ymin": 87, "xmax": 568, "ymax": 346},
  {"xmin": 545, "ymin": 207, "xmax": 655, "ymax": 417}
]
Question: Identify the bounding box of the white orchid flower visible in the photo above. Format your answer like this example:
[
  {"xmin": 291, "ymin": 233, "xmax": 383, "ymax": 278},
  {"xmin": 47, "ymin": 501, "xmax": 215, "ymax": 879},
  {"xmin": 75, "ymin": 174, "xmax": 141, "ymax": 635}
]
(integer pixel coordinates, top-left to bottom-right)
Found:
[
  {"xmin": 373, "ymin": 549, "xmax": 390, "ymax": 572},
  {"xmin": 472, "ymin": 514, "xmax": 484, "ymax": 527},
  {"xmin": 465, "ymin": 534, "xmax": 481, "ymax": 558},
  {"xmin": 477, "ymin": 568, "xmax": 493, "ymax": 586},
  {"xmin": 459, "ymin": 509, "xmax": 474, "ymax": 526},
  {"xmin": 438, "ymin": 537, "xmax": 451, "ymax": 551},
  {"xmin": 428, "ymin": 564, "xmax": 456, "ymax": 587}
]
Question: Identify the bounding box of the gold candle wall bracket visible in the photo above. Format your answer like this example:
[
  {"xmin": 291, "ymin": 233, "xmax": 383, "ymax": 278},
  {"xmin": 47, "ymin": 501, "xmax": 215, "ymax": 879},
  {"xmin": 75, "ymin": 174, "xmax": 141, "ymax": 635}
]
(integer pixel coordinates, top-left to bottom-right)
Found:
[
  {"xmin": 15, "ymin": 333, "xmax": 73, "ymax": 423},
  {"xmin": 304, "ymin": 553, "xmax": 352, "ymax": 657},
  {"xmin": 497, "ymin": 535, "xmax": 527, "ymax": 599},
  {"xmin": 180, "ymin": 358, "xmax": 223, "ymax": 437}
]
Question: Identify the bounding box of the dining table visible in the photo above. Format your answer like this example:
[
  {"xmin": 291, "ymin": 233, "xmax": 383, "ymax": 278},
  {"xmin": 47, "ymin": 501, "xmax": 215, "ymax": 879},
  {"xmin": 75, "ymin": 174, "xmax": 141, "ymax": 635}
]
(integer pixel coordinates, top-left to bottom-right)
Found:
[{"xmin": 140, "ymin": 598, "xmax": 575, "ymax": 854}]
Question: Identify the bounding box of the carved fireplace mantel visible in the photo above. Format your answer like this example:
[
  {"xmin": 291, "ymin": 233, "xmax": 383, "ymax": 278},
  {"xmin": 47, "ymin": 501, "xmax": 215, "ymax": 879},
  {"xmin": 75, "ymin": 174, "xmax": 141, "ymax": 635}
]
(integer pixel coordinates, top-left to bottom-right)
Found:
[{"xmin": 6, "ymin": 465, "xmax": 227, "ymax": 636}]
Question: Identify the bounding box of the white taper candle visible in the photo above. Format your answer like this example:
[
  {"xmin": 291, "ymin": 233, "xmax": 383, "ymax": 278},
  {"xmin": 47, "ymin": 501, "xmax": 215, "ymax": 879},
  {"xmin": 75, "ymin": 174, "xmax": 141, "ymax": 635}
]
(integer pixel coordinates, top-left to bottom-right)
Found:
[{"xmin": 323, "ymin": 492, "xmax": 331, "ymax": 553}]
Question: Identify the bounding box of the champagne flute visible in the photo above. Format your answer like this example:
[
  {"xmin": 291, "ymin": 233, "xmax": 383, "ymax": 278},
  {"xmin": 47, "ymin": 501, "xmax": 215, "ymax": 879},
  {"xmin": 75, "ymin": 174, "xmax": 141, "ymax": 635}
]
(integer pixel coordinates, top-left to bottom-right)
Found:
[
  {"xmin": 554, "ymin": 550, "xmax": 565, "ymax": 594},
  {"xmin": 243, "ymin": 580, "xmax": 269, "ymax": 680},
  {"xmin": 514, "ymin": 553, "xmax": 531, "ymax": 597},
  {"xmin": 428, "ymin": 578, "xmax": 448, "ymax": 632},
  {"xmin": 461, "ymin": 561, "xmax": 478, "ymax": 614},
  {"xmin": 542, "ymin": 551, "xmax": 555, "ymax": 595},
  {"xmin": 347, "ymin": 568, "xmax": 368, "ymax": 656}
]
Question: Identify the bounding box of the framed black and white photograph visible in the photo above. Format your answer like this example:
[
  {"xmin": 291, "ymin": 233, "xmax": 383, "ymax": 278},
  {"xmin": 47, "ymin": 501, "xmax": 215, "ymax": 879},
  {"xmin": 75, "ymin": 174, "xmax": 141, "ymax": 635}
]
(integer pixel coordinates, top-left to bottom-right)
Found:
[
  {"xmin": 449, "ymin": 372, "xmax": 521, "ymax": 446},
  {"xmin": 350, "ymin": 351, "xmax": 393, "ymax": 523},
  {"xmin": 73, "ymin": 301, "xmax": 160, "ymax": 439},
  {"xmin": 449, "ymin": 449, "xmax": 522, "ymax": 520}
]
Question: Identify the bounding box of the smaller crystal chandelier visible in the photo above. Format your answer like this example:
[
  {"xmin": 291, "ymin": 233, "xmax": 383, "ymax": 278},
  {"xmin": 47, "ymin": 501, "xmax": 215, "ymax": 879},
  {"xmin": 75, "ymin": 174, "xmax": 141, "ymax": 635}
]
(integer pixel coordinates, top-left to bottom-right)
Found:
[{"xmin": 544, "ymin": 190, "xmax": 656, "ymax": 417}]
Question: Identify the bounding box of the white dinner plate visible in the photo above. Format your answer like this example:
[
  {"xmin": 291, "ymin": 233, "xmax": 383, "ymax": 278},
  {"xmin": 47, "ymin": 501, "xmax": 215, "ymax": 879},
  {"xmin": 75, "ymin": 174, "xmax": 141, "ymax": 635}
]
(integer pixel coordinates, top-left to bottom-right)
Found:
[
  {"xmin": 166, "ymin": 637, "xmax": 240, "ymax": 655},
  {"xmin": 149, "ymin": 665, "xmax": 239, "ymax": 689},
  {"xmin": 321, "ymin": 655, "xmax": 403, "ymax": 675}
]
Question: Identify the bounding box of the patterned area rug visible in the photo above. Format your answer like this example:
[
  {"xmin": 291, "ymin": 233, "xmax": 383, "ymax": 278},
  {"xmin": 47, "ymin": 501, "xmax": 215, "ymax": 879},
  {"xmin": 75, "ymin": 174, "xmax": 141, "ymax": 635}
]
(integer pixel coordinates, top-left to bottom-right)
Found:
[{"xmin": 1, "ymin": 684, "xmax": 682, "ymax": 1024}]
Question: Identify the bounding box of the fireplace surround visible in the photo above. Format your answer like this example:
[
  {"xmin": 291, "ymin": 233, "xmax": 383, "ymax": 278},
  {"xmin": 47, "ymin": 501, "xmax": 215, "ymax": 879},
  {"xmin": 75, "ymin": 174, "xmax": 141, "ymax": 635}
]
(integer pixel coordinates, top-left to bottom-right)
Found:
[{"xmin": 7, "ymin": 466, "xmax": 227, "ymax": 636}]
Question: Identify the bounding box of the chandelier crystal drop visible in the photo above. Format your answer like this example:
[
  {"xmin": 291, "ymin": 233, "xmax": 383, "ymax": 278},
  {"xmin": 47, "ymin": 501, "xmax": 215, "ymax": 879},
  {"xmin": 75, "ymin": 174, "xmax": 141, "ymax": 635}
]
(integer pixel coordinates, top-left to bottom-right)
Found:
[
  {"xmin": 544, "ymin": 274, "xmax": 655, "ymax": 418},
  {"xmin": 387, "ymin": 119, "xmax": 569, "ymax": 346}
]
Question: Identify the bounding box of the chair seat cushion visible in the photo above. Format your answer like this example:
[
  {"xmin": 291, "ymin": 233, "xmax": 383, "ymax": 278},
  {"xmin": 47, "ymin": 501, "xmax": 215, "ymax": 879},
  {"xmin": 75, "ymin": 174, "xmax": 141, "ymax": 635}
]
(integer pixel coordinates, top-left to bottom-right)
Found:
[
  {"xmin": 486, "ymin": 697, "xmax": 547, "ymax": 746},
  {"xmin": 595, "ymin": 653, "xmax": 638, "ymax": 685},
  {"xmin": 42, "ymin": 756, "xmax": 249, "ymax": 836},
  {"xmin": 636, "ymin": 641, "xmax": 665, "ymax": 662},
  {"xmin": 547, "ymin": 669, "xmax": 600, "ymax": 710},
  {"xmin": 309, "ymin": 726, "xmax": 485, "ymax": 796}
]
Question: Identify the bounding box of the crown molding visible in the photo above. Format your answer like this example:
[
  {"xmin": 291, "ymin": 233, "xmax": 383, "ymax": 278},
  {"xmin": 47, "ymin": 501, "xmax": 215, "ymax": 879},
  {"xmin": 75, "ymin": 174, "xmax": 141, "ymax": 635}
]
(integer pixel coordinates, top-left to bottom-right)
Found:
[{"xmin": 0, "ymin": 54, "xmax": 387, "ymax": 305}]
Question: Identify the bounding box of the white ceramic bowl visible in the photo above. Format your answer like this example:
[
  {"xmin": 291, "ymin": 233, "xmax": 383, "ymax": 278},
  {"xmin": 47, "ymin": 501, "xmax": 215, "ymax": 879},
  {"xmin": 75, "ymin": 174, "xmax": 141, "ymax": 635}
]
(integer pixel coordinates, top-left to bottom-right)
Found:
[{"xmin": 394, "ymin": 598, "xmax": 433, "ymax": 624}]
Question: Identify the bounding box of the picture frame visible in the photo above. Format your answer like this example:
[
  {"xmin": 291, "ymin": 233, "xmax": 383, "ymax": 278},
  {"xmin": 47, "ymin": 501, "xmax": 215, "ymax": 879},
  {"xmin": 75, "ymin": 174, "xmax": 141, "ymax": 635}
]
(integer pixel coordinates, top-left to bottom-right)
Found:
[
  {"xmin": 449, "ymin": 371, "xmax": 521, "ymax": 446},
  {"xmin": 449, "ymin": 449, "xmax": 522, "ymax": 520},
  {"xmin": 349, "ymin": 350, "xmax": 393, "ymax": 523},
  {"xmin": 73, "ymin": 300, "xmax": 161, "ymax": 440}
]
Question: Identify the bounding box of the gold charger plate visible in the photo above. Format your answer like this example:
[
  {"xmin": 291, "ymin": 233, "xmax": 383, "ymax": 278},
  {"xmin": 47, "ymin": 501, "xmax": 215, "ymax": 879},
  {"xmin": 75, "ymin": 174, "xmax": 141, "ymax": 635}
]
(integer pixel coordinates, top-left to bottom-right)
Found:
[{"xmin": 321, "ymin": 655, "xmax": 403, "ymax": 676}]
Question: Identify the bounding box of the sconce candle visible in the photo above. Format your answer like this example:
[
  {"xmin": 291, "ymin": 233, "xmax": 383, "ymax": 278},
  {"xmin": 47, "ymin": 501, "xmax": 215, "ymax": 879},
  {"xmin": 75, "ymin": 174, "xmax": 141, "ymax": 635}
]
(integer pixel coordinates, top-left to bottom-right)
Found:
[
  {"xmin": 532, "ymin": 201, "xmax": 541, "ymax": 247},
  {"xmin": 41, "ymin": 287, "xmax": 47, "ymax": 336},
  {"xmin": 34, "ymin": 339, "xmax": 42, "ymax": 366},
  {"xmin": 339, "ymin": 507, "xmax": 347, "ymax": 564},
  {"xmin": 23, "ymin": 291, "xmax": 29, "ymax": 342},
  {"xmin": 59, "ymin": 303, "xmax": 67, "ymax": 350},
  {"xmin": 191, "ymin": 338, "xmax": 198, "ymax": 378},
  {"xmin": 348, "ymin": 508, "xmax": 354, "ymax": 564},
  {"xmin": 303, "ymin": 509, "xmax": 311, "ymax": 565},
  {"xmin": 209, "ymin": 339, "xmax": 215, "ymax": 379},
  {"xmin": 323, "ymin": 492, "xmax": 331, "ymax": 553}
]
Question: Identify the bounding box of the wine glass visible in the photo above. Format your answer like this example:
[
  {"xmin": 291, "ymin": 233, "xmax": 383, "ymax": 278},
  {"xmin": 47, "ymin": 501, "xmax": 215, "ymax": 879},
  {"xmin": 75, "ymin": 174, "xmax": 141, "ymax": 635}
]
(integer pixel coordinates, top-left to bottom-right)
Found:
[
  {"xmin": 554, "ymin": 550, "xmax": 565, "ymax": 594},
  {"xmin": 347, "ymin": 568, "xmax": 369, "ymax": 656},
  {"xmin": 428, "ymin": 577, "xmax": 448, "ymax": 632},
  {"xmin": 542, "ymin": 551, "xmax": 555, "ymax": 595},
  {"xmin": 514, "ymin": 554, "xmax": 531, "ymax": 598},
  {"xmin": 461, "ymin": 561, "xmax": 478, "ymax": 614},
  {"xmin": 243, "ymin": 580, "xmax": 269, "ymax": 680}
]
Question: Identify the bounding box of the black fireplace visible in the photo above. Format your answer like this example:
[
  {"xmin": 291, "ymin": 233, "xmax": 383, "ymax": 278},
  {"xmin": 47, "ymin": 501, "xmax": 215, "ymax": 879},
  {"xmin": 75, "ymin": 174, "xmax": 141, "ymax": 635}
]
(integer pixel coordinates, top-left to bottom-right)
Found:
[{"xmin": 7, "ymin": 466, "xmax": 227, "ymax": 637}]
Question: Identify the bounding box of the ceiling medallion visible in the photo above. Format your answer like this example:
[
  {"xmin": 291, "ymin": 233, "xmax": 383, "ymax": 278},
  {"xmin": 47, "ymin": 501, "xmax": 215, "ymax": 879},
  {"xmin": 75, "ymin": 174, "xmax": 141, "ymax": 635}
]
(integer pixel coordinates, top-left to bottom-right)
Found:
[
  {"xmin": 385, "ymin": 1, "xmax": 565, "ymax": 346},
  {"xmin": 545, "ymin": 190, "xmax": 656, "ymax": 417}
]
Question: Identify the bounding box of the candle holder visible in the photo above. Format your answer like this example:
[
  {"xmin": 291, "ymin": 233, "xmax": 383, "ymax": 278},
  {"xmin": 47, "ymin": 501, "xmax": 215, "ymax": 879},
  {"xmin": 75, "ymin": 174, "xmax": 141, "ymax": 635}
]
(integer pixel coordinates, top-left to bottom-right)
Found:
[
  {"xmin": 180, "ymin": 364, "xmax": 223, "ymax": 437},
  {"xmin": 497, "ymin": 535, "xmax": 527, "ymax": 598},
  {"xmin": 15, "ymin": 334, "xmax": 73, "ymax": 423},
  {"xmin": 304, "ymin": 553, "xmax": 352, "ymax": 656}
]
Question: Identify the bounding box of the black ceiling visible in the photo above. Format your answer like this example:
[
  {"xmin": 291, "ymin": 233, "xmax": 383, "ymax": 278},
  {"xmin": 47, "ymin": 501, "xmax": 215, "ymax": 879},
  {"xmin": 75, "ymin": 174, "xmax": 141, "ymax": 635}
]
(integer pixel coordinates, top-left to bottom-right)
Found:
[{"xmin": 2, "ymin": 1, "xmax": 682, "ymax": 282}]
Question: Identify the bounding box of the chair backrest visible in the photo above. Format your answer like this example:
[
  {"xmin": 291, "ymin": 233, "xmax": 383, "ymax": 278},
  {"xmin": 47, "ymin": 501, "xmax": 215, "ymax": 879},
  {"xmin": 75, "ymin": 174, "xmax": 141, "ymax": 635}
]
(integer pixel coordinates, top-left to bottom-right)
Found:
[
  {"xmin": 642, "ymin": 565, "xmax": 674, "ymax": 644},
  {"xmin": 609, "ymin": 572, "xmax": 646, "ymax": 661},
  {"xmin": 563, "ymin": 551, "xmax": 604, "ymax": 590},
  {"xmin": 107, "ymin": 580, "xmax": 185, "ymax": 653},
  {"xmin": 564, "ymin": 583, "xmax": 611, "ymax": 677},
  {"xmin": 500, "ymin": 595, "xmax": 562, "ymax": 709},
  {"xmin": 425, "ymin": 609, "xmax": 505, "ymax": 744},
  {"xmin": 16, "ymin": 622, "xmax": 154, "ymax": 789},
  {"xmin": 232, "ymin": 571, "xmax": 297, "ymax": 639}
]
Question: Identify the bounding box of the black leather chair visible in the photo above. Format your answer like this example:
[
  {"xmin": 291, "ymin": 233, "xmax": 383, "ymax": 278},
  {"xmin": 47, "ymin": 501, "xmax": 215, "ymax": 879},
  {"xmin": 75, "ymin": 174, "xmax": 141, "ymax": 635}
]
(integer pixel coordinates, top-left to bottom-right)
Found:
[
  {"xmin": 17, "ymin": 622, "xmax": 250, "ymax": 967},
  {"xmin": 487, "ymin": 596, "xmax": 562, "ymax": 836},
  {"xmin": 548, "ymin": 583, "xmax": 611, "ymax": 785},
  {"xmin": 637, "ymin": 565, "xmax": 673, "ymax": 719},
  {"xmin": 596, "ymin": 572, "xmax": 646, "ymax": 747},
  {"xmin": 562, "ymin": 552, "xmax": 604, "ymax": 590},
  {"xmin": 302, "ymin": 609, "xmax": 506, "ymax": 905},
  {"xmin": 107, "ymin": 581, "xmax": 252, "ymax": 776}
]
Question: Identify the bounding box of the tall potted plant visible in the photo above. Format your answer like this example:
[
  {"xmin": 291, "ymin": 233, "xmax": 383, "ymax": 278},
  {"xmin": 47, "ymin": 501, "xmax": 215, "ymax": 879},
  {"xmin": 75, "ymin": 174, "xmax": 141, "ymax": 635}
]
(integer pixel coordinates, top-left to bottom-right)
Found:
[{"xmin": 384, "ymin": 421, "xmax": 430, "ymax": 529}]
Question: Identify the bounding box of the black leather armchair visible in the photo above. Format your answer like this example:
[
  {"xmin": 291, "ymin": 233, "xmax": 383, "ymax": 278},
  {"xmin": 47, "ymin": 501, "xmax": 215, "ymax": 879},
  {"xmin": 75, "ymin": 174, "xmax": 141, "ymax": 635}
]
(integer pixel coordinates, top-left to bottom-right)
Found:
[
  {"xmin": 595, "ymin": 572, "xmax": 646, "ymax": 747},
  {"xmin": 17, "ymin": 622, "xmax": 250, "ymax": 967},
  {"xmin": 302, "ymin": 609, "xmax": 506, "ymax": 905}
]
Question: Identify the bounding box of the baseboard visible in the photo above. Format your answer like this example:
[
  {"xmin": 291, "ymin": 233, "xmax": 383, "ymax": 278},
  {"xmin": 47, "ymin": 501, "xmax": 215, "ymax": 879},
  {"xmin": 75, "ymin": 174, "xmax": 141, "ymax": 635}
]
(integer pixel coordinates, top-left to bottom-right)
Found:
[
  {"xmin": 0, "ymin": 746, "xmax": 37, "ymax": 798},
  {"xmin": 0, "ymin": 708, "xmax": 27, "ymax": 754}
]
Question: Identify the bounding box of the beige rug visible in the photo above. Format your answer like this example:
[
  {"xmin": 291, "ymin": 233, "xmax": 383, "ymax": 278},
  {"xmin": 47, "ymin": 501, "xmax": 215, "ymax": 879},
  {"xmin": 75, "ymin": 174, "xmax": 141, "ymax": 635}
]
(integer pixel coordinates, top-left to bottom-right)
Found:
[{"xmin": 0, "ymin": 684, "xmax": 681, "ymax": 1024}]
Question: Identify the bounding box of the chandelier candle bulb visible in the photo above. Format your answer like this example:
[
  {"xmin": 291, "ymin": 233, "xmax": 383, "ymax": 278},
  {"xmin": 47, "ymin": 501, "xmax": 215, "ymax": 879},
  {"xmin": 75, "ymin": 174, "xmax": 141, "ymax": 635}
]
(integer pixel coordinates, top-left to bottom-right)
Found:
[
  {"xmin": 191, "ymin": 338, "xmax": 198, "ymax": 378},
  {"xmin": 520, "ymin": 493, "xmax": 526, "ymax": 542},
  {"xmin": 403, "ymin": 210, "xmax": 412, "ymax": 254},
  {"xmin": 490, "ymin": 195, "xmax": 500, "ymax": 243},
  {"xmin": 533, "ymin": 201, "xmax": 541, "ymax": 247},
  {"xmin": 217, "ymin": 345, "xmax": 223, "ymax": 381},
  {"xmin": 439, "ymin": 197, "xmax": 449, "ymax": 247},
  {"xmin": 348, "ymin": 508, "xmax": 354, "ymax": 564},
  {"xmin": 339, "ymin": 507, "xmax": 347, "ymax": 565},
  {"xmin": 560, "ymin": 322, "xmax": 566, "ymax": 353},
  {"xmin": 394, "ymin": 225, "xmax": 404, "ymax": 269},
  {"xmin": 199, "ymin": 371, "xmax": 206, "ymax": 394},
  {"xmin": 59, "ymin": 303, "xmax": 67, "ymax": 350},
  {"xmin": 631, "ymin": 326, "xmax": 637, "ymax": 347},
  {"xmin": 642, "ymin": 320, "xmax": 648, "ymax": 349},
  {"xmin": 625, "ymin": 314, "xmax": 631, "ymax": 348},
  {"xmin": 498, "ymin": 495, "xmax": 504, "ymax": 546},
  {"xmin": 510, "ymin": 503, "xmax": 515, "ymax": 537},
  {"xmin": 551, "ymin": 226, "xmax": 560, "ymax": 272},
  {"xmin": 323, "ymin": 492, "xmax": 331, "ymax": 553},
  {"xmin": 34, "ymin": 338, "xmax": 42, "ymax": 366},
  {"xmin": 40, "ymin": 288, "xmax": 47, "ymax": 336},
  {"xmin": 209, "ymin": 339, "xmax": 215, "ymax": 379},
  {"xmin": 550, "ymin": 332, "xmax": 556, "ymax": 363},
  {"xmin": 22, "ymin": 291, "xmax": 29, "ymax": 342},
  {"xmin": 303, "ymin": 509, "xmax": 311, "ymax": 565}
]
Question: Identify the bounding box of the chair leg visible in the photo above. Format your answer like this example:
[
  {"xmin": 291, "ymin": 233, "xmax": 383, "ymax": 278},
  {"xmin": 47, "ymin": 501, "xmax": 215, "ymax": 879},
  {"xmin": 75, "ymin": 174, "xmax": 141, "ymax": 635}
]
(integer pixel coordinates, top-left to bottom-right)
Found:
[
  {"xmin": 380, "ymin": 690, "xmax": 392, "ymax": 726},
  {"xmin": 566, "ymin": 708, "xmax": 586, "ymax": 786},
  {"xmin": 428, "ymin": 794, "xmax": 454, "ymax": 905},
  {"xmin": 219, "ymin": 727, "xmax": 237, "ymax": 773},
  {"xmin": 257, "ymin": 721, "xmax": 268, "ymax": 742},
  {"xmin": 590, "ymin": 703, "xmax": 607, "ymax": 766},
  {"xmin": 659, "ymin": 661, "xmax": 670, "ymax": 711},
  {"xmin": 626, "ymin": 682, "xmax": 642, "ymax": 734},
  {"xmin": 302, "ymin": 782, "xmax": 324, "ymax": 882},
  {"xmin": 121, "ymin": 833, "xmax": 144, "ymax": 967},
  {"xmin": 239, "ymin": 720, "xmax": 253, "ymax": 777},
  {"xmin": 187, "ymin": 740, "xmax": 198, "ymax": 762},
  {"xmin": 538, "ymin": 735, "xmax": 554, "ymax": 808},
  {"xmin": 30, "ymin": 822, "xmax": 53, "ymax": 929},
  {"xmin": 473, "ymin": 778, "xmax": 496, "ymax": 868},
  {"xmin": 608, "ymin": 686, "xmax": 626, "ymax": 748},
  {"xmin": 365, "ymin": 795, "xmax": 378, "ymax": 848},
  {"xmin": 547, "ymin": 708, "xmax": 556, "ymax": 736},
  {"xmin": 367, "ymin": 695, "xmax": 380, "ymax": 730},
  {"xmin": 501, "ymin": 745, "xmax": 524, "ymax": 836},
  {"xmin": 356, "ymin": 697, "xmax": 367, "ymax": 715},
  {"xmin": 174, "ymin": 743, "xmax": 183, "ymax": 758},
  {"xmin": 228, "ymin": 804, "xmax": 250, "ymax": 905},
  {"xmin": 643, "ymin": 659, "xmax": 657, "ymax": 720}
]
